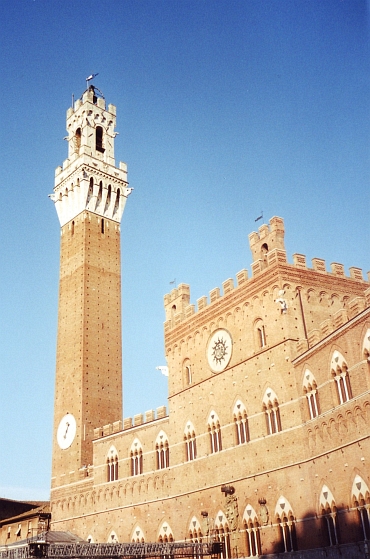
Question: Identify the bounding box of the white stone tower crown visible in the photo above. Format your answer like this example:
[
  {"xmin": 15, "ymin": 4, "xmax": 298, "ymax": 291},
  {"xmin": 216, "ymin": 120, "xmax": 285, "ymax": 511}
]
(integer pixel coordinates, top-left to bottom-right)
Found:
[{"xmin": 50, "ymin": 86, "xmax": 132, "ymax": 227}]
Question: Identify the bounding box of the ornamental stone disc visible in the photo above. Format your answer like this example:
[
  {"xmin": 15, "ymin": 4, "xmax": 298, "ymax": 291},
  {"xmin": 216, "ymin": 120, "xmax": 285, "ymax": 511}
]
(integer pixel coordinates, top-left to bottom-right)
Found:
[{"xmin": 207, "ymin": 329, "xmax": 232, "ymax": 372}]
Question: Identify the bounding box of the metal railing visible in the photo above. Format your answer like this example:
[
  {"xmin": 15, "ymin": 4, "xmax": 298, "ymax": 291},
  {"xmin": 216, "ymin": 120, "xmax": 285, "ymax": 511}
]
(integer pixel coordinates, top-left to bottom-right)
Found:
[{"xmin": 1, "ymin": 541, "xmax": 223, "ymax": 559}]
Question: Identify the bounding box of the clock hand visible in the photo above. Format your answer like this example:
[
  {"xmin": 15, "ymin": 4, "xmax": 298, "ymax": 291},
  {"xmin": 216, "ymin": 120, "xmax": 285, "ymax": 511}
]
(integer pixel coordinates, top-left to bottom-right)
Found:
[{"xmin": 64, "ymin": 422, "xmax": 70, "ymax": 439}]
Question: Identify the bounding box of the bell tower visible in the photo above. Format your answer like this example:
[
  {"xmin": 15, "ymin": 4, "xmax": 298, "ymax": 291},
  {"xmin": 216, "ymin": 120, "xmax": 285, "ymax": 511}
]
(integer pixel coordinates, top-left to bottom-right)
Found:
[{"xmin": 50, "ymin": 86, "xmax": 131, "ymax": 493}]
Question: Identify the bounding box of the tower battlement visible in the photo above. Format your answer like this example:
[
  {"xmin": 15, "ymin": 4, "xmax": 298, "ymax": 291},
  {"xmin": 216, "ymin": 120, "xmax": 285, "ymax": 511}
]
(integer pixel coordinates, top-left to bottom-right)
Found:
[
  {"xmin": 164, "ymin": 217, "xmax": 370, "ymax": 337},
  {"xmin": 50, "ymin": 87, "xmax": 131, "ymax": 227},
  {"xmin": 248, "ymin": 215, "xmax": 286, "ymax": 267}
]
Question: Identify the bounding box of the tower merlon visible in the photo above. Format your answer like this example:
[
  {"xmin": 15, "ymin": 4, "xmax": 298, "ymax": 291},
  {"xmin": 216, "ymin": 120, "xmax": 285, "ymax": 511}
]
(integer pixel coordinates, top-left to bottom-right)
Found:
[
  {"xmin": 248, "ymin": 216, "xmax": 286, "ymax": 271},
  {"xmin": 164, "ymin": 284, "xmax": 191, "ymax": 323}
]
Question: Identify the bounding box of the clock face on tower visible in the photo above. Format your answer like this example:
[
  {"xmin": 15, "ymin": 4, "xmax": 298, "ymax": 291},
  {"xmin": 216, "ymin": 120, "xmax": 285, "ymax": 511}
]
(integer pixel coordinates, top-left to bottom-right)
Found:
[
  {"xmin": 57, "ymin": 413, "xmax": 76, "ymax": 450},
  {"xmin": 207, "ymin": 329, "xmax": 232, "ymax": 372}
]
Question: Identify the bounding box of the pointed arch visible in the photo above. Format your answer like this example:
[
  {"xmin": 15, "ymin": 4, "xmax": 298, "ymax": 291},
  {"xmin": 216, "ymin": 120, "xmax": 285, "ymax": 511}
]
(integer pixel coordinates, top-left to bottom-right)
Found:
[
  {"xmin": 107, "ymin": 530, "xmax": 118, "ymax": 543},
  {"xmin": 242, "ymin": 505, "xmax": 261, "ymax": 557},
  {"xmin": 303, "ymin": 369, "xmax": 319, "ymax": 419},
  {"xmin": 352, "ymin": 475, "xmax": 370, "ymax": 541},
  {"xmin": 155, "ymin": 430, "xmax": 169, "ymax": 470},
  {"xmin": 319, "ymin": 485, "xmax": 339, "ymax": 546},
  {"xmin": 275, "ymin": 496, "xmax": 296, "ymax": 552},
  {"xmin": 184, "ymin": 421, "xmax": 197, "ymax": 462},
  {"xmin": 130, "ymin": 438, "xmax": 143, "ymax": 476},
  {"xmin": 207, "ymin": 410, "xmax": 222, "ymax": 453},
  {"xmin": 131, "ymin": 525, "xmax": 145, "ymax": 543},
  {"xmin": 106, "ymin": 445, "xmax": 119, "ymax": 482},
  {"xmin": 188, "ymin": 516, "xmax": 202, "ymax": 542},
  {"xmin": 331, "ymin": 350, "xmax": 352, "ymax": 404},
  {"xmin": 214, "ymin": 511, "xmax": 230, "ymax": 558},
  {"xmin": 233, "ymin": 400, "xmax": 249, "ymax": 444},
  {"xmin": 158, "ymin": 522, "xmax": 173, "ymax": 543},
  {"xmin": 262, "ymin": 388, "xmax": 282, "ymax": 434}
]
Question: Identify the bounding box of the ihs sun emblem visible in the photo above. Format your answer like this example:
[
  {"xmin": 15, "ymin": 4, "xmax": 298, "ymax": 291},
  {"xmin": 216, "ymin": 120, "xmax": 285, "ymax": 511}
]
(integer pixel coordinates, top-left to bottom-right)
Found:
[{"xmin": 212, "ymin": 337, "xmax": 228, "ymax": 365}]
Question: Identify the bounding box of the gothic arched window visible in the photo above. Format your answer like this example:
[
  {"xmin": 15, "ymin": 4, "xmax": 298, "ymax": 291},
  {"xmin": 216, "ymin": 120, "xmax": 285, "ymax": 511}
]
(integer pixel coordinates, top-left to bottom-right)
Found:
[
  {"xmin": 243, "ymin": 505, "xmax": 261, "ymax": 557},
  {"xmin": 75, "ymin": 127, "xmax": 81, "ymax": 153},
  {"xmin": 330, "ymin": 351, "xmax": 352, "ymax": 405},
  {"xmin": 155, "ymin": 431, "xmax": 169, "ymax": 470},
  {"xmin": 184, "ymin": 422, "xmax": 197, "ymax": 461},
  {"xmin": 183, "ymin": 359, "xmax": 192, "ymax": 386},
  {"xmin": 319, "ymin": 485, "xmax": 339, "ymax": 546},
  {"xmin": 130, "ymin": 438, "xmax": 143, "ymax": 476},
  {"xmin": 208, "ymin": 411, "xmax": 222, "ymax": 453},
  {"xmin": 275, "ymin": 497, "xmax": 296, "ymax": 552},
  {"xmin": 352, "ymin": 475, "xmax": 370, "ymax": 541},
  {"xmin": 214, "ymin": 512, "xmax": 231, "ymax": 559},
  {"xmin": 263, "ymin": 388, "xmax": 281, "ymax": 435},
  {"xmin": 303, "ymin": 369, "xmax": 319, "ymax": 419},
  {"xmin": 233, "ymin": 401, "xmax": 249, "ymax": 444},
  {"xmin": 106, "ymin": 446, "xmax": 119, "ymax": 482}
]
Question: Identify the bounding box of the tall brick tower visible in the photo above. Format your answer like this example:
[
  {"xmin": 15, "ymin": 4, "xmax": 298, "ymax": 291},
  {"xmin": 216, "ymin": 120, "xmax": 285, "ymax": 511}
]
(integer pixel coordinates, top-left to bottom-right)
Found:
[{"xmin": 50, "ymin": 85, "xmax": 131, "ymax": 494}]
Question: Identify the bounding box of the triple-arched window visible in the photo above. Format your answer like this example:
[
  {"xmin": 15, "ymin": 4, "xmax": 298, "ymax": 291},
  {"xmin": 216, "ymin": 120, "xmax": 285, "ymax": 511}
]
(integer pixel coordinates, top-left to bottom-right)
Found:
[
  {"xmin": 331, "ymin": 351, "xmax": 352, "ymax": 404},
  {"xmin": 184, "ymin": 422, "xmax": 197, "ymax": 461},
  {"xmin": 352, "ymin": 475, "xmax": 370, "ymax": 541},
  {"xmin": 130, "ymin": 438, "xmax": 143, "ymax": 476},
  {"xmin": 233, "ymin": 401, "xmax": 249, "ymax": 444},
  {"xmin": 155, "ymin": 431, "xmax": 169, "ymax": 469},
  {"xmin": 275, "ymin": 497, "xmax": 296, "ymax": 552},
  {"xmin": 106, "ymin": 446, "xmax": 119, "ymax": 482},
  {"xmin": 208, "ymin": 411, "xmax": 222, "ymax": 453},
  {"xmin": 243, "ymin": 505, "xmax": 261, "ymax": 557},
  {"xmin": 263, "ymin": 388, "xmax": 281, "ymax": 434},
  {"xmin": 319, "ymin": 485, "xmax": 339, "ymax": 546},
  {"xmin": 303, "ymin": 369, "xmax": 319, "ymax": 419}
]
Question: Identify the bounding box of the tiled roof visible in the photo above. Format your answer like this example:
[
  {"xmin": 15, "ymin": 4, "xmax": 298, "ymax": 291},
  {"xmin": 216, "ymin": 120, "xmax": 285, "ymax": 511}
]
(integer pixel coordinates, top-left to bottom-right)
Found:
[{"xmin": 0, "ymin": 504, "xmax": 50, "ymax": 526}]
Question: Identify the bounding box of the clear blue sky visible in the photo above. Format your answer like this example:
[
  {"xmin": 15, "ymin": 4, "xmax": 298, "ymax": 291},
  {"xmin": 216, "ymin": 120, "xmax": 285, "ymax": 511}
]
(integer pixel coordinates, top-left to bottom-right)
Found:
[{"xmin": 0, "ymin": 0, "xmax": 368, "ymax": 501}]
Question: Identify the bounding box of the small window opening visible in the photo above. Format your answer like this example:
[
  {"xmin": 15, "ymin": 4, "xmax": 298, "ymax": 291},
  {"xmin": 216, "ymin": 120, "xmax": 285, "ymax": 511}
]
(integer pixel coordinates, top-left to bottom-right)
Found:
[
  {"xmin": 96, "ymin": 181, "xmax": 103, "ymax": 210},
  {"xmin": 96, "ymin": 126, "xmax": 104, "ymax": 153},
  {"xmin": 101, "ymin": 219, "xmax": 105, "ymax": 234},
  {"xmin": 113, "ymin": 188, "xmax": 120, "ymax": 216},
  {"xmin": 104, "ymin": 185, "xmax": 111, "ymax": 213},
  {"xmin": 71, "ymin": 221, "xmax": 75, "ymax": 235},
  {"xmin": 75, "ymin": 128, "xmax": 81, "ymax": 153},
  {"xmin": 258, "ymin": 326, "xmax": 266, "ymax": 348}
]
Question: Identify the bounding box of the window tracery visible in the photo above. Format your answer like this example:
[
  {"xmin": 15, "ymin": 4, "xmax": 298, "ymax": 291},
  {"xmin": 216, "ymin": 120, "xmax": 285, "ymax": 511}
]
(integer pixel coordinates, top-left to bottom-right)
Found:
[
  {"xmin": 243, "ymin": 505, "xmax": 261, "ymax": 557},
  {"xmin": 330, "ymin": 351, "xmax": 352, "ymax": 404},
  {"xmin": 275, "ymin": 497, "xmax": 296, "ymax": 552},
  {"xmin": 263, "ymin": 388, "xmax": 281, "ymax": 434},
  {"xmin": 214, "ymin": 512, "xmax": 230, "ymax": 559},
  {"xmin": 130, "ymin": 438, "xmax": 143, "ymax": 476},
  {"xmin": 352, "ymin": 475, "xmax": 370, "ymax": 541},
  {"xmin": 106, "ymin": 446, "xmax": 119, "ymax": 482},
  {"xmin": 155, "ymin": 431, "xmax": 169, "ymax": 470},
  {"xmin": 233, "ymin": 401, "xmax": 249, "ymax": 444},
  {"xmin": 303, "ymin": 369, "xmax": 319, "ymax": 419},
  {"xmin": 184, "ymin": 422, "xmax": 197, "ymax": 461},
  {"xmin": 208, "ymin": 411, "xmax": 222, "ymax": 453},
  {"xmin": 319, "ymin": 485, "xmax": 339, "ymax": 546}
]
